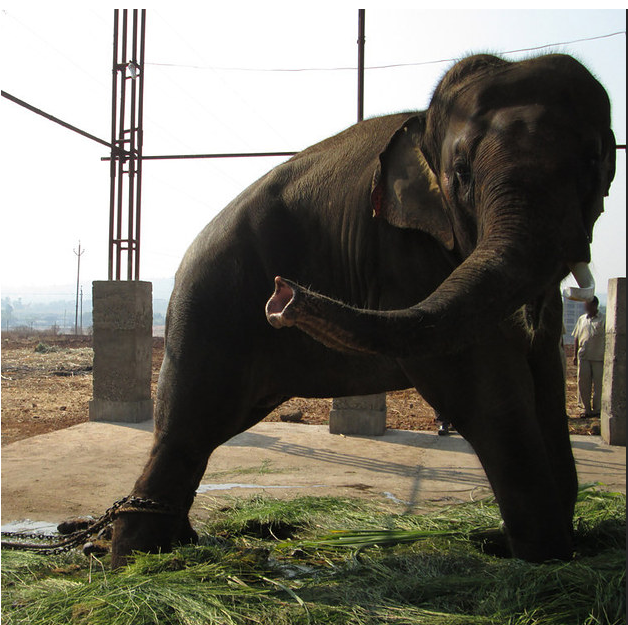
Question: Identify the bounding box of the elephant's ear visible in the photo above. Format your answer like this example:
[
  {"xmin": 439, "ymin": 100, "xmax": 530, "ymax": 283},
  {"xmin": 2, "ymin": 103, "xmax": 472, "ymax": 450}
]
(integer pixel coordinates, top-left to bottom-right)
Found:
[{"xmin": 371, "ymin": 116, "xmax": 454, "ymax": 251}]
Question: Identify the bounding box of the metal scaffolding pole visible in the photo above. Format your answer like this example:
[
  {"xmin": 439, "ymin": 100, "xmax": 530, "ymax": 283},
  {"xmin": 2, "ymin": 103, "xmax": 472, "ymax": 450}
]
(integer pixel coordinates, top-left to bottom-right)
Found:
[
  {"xmin": 357, "ymin": 9, "xmax": 365, "ymax": 122},
  {"xmin": 108, "ymin": 9, "xmax": 146, "ymax": 281}
]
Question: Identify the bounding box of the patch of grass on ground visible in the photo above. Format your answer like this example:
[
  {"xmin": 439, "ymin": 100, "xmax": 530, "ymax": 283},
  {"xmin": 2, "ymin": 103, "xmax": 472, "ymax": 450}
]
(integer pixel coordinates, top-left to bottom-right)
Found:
[
  {"xmin": 201, "ymin": 459, "xmax": 288, "ymax": 482},
  {"xmin": 2, "ymin": 486, "xmax": 624, "ymax": 625}
]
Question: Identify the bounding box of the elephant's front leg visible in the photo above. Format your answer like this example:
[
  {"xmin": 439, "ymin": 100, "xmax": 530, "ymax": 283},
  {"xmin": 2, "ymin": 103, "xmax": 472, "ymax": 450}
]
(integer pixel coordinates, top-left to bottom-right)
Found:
[
  {"xmin": 464, "ymin": 407, "xmax": 574, "ymax": 562},
  {"xmin": 402, "ymin": 338, "xmax": 574, "ymax": 562},
  {"xmin": 527, "ymin": 336, "xmax": 578, "ymax": 531},
  {"xmin": 110, "ymin": 433, "xmax": 206, "ymax": 568}
]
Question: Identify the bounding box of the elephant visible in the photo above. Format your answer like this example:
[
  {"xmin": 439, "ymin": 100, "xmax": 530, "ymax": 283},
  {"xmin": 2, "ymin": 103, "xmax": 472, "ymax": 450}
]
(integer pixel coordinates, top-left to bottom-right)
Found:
[{"xmin": 111, "ymin": 53, "xmax": 616, "ymax": 567}]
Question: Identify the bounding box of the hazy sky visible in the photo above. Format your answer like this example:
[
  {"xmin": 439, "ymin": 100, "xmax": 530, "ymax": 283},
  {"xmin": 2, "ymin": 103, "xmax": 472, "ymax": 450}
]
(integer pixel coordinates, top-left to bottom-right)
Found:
[{"xmin": 1, "ymin": 8, "xmax": 625, "ymax": 300}]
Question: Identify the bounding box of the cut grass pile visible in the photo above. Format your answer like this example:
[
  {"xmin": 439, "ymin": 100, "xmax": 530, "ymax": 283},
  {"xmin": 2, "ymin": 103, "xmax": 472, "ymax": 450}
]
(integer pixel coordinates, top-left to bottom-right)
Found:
[{"xmin": 2, "ymin": 486, "xmax": 625, "ymax": 624}]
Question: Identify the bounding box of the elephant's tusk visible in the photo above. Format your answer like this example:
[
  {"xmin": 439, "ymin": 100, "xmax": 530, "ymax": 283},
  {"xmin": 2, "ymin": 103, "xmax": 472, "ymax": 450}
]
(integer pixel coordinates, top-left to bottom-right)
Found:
[{"xmin": 563, "ymin": 262, "xmax": 595, "ymax": 302}]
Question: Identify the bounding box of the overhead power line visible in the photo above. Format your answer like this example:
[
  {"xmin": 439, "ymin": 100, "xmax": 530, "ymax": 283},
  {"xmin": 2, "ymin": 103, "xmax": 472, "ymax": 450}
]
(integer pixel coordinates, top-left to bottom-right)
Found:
[{"xmin": 146, "ymin": 31, "xmax": 626, "ymax": 73}]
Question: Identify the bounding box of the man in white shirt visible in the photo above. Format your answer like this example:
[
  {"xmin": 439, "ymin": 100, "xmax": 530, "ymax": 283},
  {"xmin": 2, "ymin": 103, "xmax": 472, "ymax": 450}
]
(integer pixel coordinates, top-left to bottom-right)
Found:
[{"xmin": 571, "ymin": 296, "xmax": 606, "ymax": 418}]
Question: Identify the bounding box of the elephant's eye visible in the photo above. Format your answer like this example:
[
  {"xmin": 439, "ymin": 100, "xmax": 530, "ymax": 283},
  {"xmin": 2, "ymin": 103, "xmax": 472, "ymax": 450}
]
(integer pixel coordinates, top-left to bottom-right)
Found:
[{"xmin": 453, "ymin": 160, "xmax": 472, "ymax": 190}]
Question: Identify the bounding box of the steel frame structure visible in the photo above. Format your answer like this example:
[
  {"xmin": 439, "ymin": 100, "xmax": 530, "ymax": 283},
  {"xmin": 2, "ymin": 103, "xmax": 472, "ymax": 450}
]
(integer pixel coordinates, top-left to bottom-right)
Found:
[{"xmin": 108, "ymin": 9, "xmax": 146, "ymax": 281}]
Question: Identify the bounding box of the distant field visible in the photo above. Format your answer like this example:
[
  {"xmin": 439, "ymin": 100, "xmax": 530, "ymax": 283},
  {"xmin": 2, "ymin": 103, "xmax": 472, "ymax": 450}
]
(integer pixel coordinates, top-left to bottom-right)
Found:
[{"xmin": 1, "ymin": 334, "xmax": 597, "ymax": 446}]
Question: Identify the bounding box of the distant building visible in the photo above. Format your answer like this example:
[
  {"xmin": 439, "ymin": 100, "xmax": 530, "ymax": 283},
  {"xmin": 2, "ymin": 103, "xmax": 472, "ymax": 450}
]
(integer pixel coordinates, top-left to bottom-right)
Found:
[{"xmin": 563, "ymin": 298, "xmax": 584, "ymax": 344}]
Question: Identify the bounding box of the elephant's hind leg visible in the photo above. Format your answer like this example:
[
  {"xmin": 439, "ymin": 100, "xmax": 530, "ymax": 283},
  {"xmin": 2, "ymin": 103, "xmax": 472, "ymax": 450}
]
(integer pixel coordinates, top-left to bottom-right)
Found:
[{"xmin": 110, "ymin": 356, "xmax": 278, "ymax": 567}]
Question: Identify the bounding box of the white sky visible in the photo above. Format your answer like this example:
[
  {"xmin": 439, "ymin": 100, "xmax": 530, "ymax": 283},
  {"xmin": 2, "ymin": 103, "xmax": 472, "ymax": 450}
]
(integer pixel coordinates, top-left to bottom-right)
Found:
[{"xmin": 1, "ymin": 8, "xmax": 625, "ymax": 300}]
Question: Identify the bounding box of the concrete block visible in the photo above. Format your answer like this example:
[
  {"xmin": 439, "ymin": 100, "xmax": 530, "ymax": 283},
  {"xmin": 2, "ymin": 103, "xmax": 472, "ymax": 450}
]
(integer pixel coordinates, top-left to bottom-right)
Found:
[
  {"xmin": 88, "ymin": 398, "xmax": 153, "ymax": 424},
  {"xmin": 329, "ymin": 393, "xmax": 387, "ymax": 436},
  {"xmin": 601, "ymin": 278, "xmax": 626, "ymax": 446},
  {"xmin": 89, "ymin": 280, "xmax": 153, "ymax": 423}
]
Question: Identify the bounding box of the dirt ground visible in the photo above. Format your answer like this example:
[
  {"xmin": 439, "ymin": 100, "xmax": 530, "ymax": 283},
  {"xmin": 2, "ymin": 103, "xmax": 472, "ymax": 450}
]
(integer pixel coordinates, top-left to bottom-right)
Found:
[{"xmin": 1, "ymin": 333, "xmax": 597, "ymax": 446}]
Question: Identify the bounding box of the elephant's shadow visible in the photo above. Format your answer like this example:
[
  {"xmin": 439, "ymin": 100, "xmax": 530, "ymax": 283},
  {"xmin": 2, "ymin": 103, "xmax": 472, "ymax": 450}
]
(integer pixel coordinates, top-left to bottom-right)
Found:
[{"xmin": 222, "ymin": 429, "xmax": 483, "ymax": 485}]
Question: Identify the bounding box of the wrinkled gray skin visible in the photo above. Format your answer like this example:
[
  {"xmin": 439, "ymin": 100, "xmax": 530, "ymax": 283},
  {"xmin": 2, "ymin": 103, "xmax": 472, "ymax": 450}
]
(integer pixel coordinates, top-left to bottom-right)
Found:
[{"xmin": 111, "ymin": 54, "xmax": 616, "ymax": 567}]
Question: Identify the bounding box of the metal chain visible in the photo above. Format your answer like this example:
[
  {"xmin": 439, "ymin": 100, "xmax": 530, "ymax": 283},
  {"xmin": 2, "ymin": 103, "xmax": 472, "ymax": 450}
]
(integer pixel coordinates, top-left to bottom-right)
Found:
[{"xmin": 1, "ymin": 495, "xmax": 179, "ymax": 555}]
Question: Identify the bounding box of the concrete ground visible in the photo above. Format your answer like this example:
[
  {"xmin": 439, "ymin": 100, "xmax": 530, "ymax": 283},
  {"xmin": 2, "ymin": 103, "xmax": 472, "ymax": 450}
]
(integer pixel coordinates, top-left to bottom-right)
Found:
[{"xmin": 1, "ymin": 421, "xmax": 625, "ymax": 526}]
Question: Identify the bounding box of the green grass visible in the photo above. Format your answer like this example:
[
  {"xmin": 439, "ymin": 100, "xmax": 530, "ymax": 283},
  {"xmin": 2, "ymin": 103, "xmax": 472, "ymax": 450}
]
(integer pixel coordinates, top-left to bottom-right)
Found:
[
  {"xmin": 2, "ymin": 487, "xmax": 624, "ymax": 625},
  {"xmin": 201, "ymin": 459, "xmax": 287, "ymax": 481}
]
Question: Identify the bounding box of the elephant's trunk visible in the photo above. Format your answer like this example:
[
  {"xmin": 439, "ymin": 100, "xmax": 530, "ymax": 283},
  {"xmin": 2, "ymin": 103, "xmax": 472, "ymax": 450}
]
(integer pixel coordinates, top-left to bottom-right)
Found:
[{"xmin": 265, "ymin": 233, "xmax": 581, "ymax": 358}]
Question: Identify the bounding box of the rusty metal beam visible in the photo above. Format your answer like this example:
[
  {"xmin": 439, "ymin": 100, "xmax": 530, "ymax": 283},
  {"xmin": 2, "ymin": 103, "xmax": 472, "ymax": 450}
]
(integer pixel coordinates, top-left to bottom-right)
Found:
[
  {"xmin": 1, "ymin": 90, "xmax": 113, "ymax": 150},
  {"xmin": 357, "ymin": 10, "xmax": 365, "ymax": 122}
]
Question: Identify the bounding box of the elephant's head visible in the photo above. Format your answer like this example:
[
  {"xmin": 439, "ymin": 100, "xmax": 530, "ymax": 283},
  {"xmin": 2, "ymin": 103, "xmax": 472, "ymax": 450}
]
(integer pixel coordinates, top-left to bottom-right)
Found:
[{"xmin": 266, "ymin": 54, "xmax": 616, "ymax": 356}]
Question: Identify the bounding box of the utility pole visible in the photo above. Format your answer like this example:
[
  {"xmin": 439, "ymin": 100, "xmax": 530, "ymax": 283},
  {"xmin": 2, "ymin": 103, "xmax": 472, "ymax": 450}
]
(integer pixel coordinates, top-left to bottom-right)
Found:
[
  {"xmin": 74, "ymin": 241, "xmax": 85, "ymax": 335},
  {"xmin": 80, "ymin": 286, "xmax": 83, "ymax": 335}
]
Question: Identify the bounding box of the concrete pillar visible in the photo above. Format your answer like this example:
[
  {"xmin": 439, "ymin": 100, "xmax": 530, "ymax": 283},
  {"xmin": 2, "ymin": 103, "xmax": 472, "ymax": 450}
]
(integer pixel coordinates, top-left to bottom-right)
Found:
[
  {"xmin": 329, "ymin": 393, "xmax": 387, "ymax": 436},
  {"xmin": 89, "ymin": 280, "xmax": 153, "ymax": 423},
  {"xmin": 601, "ymin": 278, "xmax": 626, "ymax": 446}
]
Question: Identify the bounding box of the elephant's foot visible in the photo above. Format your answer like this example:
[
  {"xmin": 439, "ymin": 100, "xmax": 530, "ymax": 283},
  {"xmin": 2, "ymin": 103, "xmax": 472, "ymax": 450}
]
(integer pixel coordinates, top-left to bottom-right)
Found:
[
  {"xmin": 507, "ymin": 530, "xmax": 573, "ymax": 563},
  {"xmin": 173, "ymin": 515, "xmax": 199, "ymax": 546},
  {"xmin": 471, "ymin": 527, "xmax": 573, "ymax": 562},
  {"xmin": 110, "ymin": 512, "xmax": 180, "ymax": 569}
]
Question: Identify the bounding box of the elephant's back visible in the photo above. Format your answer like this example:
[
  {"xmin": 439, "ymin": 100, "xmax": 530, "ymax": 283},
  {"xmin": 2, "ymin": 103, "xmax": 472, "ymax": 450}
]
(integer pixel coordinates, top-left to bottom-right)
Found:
[
  {"xmin": 278, "ymin": 112, "xmax": 420, "ymax": 210},
  {"xmin": 166, "ymin": 110, "xmax": 429, "ymax": 339}
]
